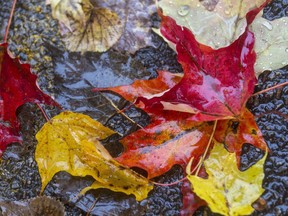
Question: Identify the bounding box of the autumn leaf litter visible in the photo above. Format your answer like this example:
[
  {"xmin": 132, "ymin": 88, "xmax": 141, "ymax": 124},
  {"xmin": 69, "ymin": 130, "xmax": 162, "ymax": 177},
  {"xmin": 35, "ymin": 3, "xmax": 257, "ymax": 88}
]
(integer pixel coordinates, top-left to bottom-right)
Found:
[{"xmin": 0, "ymin": 0, "xmax": 288, "ymax": 215}]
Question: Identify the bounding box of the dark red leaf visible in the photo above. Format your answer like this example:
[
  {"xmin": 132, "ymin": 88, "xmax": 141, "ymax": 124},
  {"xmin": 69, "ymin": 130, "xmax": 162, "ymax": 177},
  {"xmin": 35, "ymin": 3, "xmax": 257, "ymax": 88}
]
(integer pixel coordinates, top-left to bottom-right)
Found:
[
  {"xmin": 0, "ymin": 43, "xmax": 59, "ymax": 155},
  {"xmin": 180, "ymin": 179, "xmax": 206, "ymax": 216},
  {"xmin": 0, "ymin": 124, "xmax": 22, "ymax": 155}
]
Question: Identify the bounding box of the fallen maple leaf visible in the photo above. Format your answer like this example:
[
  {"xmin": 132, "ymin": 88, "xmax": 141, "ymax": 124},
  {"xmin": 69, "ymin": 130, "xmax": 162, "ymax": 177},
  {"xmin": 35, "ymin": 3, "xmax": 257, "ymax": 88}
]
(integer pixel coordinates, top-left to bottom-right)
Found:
[
  {"xmin": 49, "ymin": 0, "xmax": 156, "ymax": 53},
  {"xmin": 51, "ymin": 0, "xmax": 123, "ymax": 53},
  {"xmin": 139, "ymin": 14, "xmax": 257, "ymax": 121},
  {"xmin": 97, "ymin": 70, "xmax": 267, "ymax": 167},
  {"xmin": 0, "ymin": 43, "xmax": 58, "ymax": 155},
  {"xmin": 116, "ymin": 110, "xmax": 213, "ymax": 179},
  {"xmin": 188, "ymin": 143, "xmax": 267, "ymax": 216},
  {"xmin": 250, "ymin": 11, "xmax": 288, "ymax": 76},
  {"xmin": 96, "ymin": 72, "xmax": 213, "ymax": 178},
  {"xmin": 35, "ymin": 111, "xmax": 153, "ymax": 201},
  {"xmin": 156, "ymin": 5, "xmax": 288, "ymax": 77},
  {"xmin": 158, "ymin": 0, "xmax": 269, "ymax": 49}
]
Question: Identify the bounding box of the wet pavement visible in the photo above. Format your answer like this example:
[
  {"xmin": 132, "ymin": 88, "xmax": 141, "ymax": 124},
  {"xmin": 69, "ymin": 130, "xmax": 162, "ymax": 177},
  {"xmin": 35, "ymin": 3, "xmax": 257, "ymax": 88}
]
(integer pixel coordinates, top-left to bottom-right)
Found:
[{"xmin": 0, "ymin": 0, "xmax": 287, "ymax": 215}]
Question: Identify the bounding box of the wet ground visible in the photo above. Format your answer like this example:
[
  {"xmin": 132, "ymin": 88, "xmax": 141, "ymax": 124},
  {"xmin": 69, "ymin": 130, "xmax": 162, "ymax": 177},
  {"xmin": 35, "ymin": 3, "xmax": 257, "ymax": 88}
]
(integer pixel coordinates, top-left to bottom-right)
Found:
[{"xmin": 0, "ymin": 0, "xmax": 287, "ymax": 215}]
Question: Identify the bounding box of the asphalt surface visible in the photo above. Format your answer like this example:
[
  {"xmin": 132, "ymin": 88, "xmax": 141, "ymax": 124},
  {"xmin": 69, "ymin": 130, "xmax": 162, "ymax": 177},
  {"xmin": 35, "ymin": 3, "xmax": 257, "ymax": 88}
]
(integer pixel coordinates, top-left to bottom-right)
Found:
[{"xmin": 0, "ymin": 0, "xmax": 287, "ymax": 215}]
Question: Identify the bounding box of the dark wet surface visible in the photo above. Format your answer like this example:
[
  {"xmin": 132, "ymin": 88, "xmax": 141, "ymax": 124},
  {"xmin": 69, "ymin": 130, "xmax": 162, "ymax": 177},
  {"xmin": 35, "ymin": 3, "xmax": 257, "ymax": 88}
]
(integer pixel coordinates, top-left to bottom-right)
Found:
[
  {"xmin": 0, "ymin": 195, "xmax": 65, "ymax": 216},
  {"xmin": 249, "ymin": 68, "xmax": 288, "ymax": 216},
  {"xmin": 0, "ymin": 0, "xmax": 287, "ymax": 215}
]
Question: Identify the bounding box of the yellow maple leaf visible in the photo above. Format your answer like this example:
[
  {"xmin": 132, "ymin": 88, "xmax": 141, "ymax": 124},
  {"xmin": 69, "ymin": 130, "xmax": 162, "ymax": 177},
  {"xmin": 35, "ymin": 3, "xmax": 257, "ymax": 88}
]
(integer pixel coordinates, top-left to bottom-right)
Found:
[
  {"xmin": 35, "ymin": 111, "xmax": 153, "ymax": 201},
  {"xmin": 188, "ymin": 143, "xmax": 267, "ymax": 216}
]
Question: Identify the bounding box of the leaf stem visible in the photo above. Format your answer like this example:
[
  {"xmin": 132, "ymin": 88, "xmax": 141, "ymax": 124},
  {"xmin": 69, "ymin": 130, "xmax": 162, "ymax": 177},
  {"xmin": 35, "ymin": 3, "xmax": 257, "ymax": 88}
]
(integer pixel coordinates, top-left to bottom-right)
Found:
[
  {"xmin": 150, "ymin": 176, "xmax": 187, "ymax": 186},
  {"xmin": 254, "ymin": 110, "xmax": 288, "ymax": 120},
  {"xmin": 86, "ymin": 198, "xmax": 99, "ymax": 216},
  {"xmin": 4, "ymin": 0, "xmax": 17, "ymax": 43},
  {"xmin": 36, "ymin": 103, "xmax": 50, "ymax": 122},
  {"xmin": 195, "ymin": 120, "xmax": 218, "ymax": 176},
  {"xmin": 99, "ymin": 92, "xmax": 144, "ymax": 129},
  {"xmin": 252, "ymin": 81, "xmax": 288, "ymax": 97}
]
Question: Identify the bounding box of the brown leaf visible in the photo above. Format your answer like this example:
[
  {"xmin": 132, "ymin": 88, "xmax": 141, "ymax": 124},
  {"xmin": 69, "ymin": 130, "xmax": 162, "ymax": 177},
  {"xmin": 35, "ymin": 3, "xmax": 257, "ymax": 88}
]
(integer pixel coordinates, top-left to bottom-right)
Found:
[
  {"xmin": 47, "ymin": 0, "xmax": 91, "ymax": 30},
  {"xmin": 51, "ymin": 0, "xmax": 156, "ymax": 53},
  {"xmin": 61, "ymin": 6, "xmax": 123, "ymax": 52}
]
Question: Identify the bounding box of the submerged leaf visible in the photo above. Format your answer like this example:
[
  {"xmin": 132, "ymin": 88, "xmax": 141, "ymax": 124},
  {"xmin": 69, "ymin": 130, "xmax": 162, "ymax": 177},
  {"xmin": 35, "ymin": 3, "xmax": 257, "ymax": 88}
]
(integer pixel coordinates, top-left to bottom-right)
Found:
[
  {"xmin": 250, "ymin": 11, "xmax": 288, "ymax": 76},
  {"xmin": 109, "ymin": 0, "xmax": 156, "ymax": 53},
  {"xmin": 35, "ymin": 111, "xmax": 152, "ymax": 201},
  {"xmin": 0, "ymin": 196, "xmax": 65, "ymax": 216},
  {"xmin": 47, "ymin": 0, "xmax": 91, "ymax": 30},
  {"xmin": 61, "ymin": 6, "xmax": 123, "ymax": 52},
  {"xmin": 188, "ymin": 143, "xmax": 267, "ymax": 216},
  {"xmin": 51, "ymin": 0, "xmax": 156, "ymax": 53},
  {"xmin": 158, "ymin": 0, "xmax": 268, "ymax": 49}
]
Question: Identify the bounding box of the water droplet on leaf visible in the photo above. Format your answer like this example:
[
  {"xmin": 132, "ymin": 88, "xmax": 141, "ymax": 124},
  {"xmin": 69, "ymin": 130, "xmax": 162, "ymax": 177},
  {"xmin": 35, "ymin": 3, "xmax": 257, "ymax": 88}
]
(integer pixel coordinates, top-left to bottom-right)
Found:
[
  {"xmin": 178, "ymin": 5, "xmax": 190, "ymax": 16},
  {"xmin": 261, "ymin": 20, "xmax": 273, "ymax": 31},
  {"xmin": 224, "ymin": 10, "xmax": 230, "ymax": 15}
]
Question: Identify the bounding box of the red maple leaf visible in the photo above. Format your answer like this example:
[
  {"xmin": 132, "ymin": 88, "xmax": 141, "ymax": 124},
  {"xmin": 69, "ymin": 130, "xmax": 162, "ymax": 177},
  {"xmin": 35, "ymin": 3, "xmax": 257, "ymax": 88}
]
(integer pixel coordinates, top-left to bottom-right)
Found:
[
  {"xmin": 0, "ymin": 43, "xmax": 59, "ymax": 155},
  {"xmin": 99, "ymin": 70, "xmax": 266, "ymax": 177},
  {"xmin": 116, "ymin": 110, "xmax": 213, "ymax": 179},
  {"xmin": 94, "ymin": 2, "xmax": 268, "ymax": 183},
  {"xmin": 137, "ymin": 14, "xmax": 257, "ymax": 121}
]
